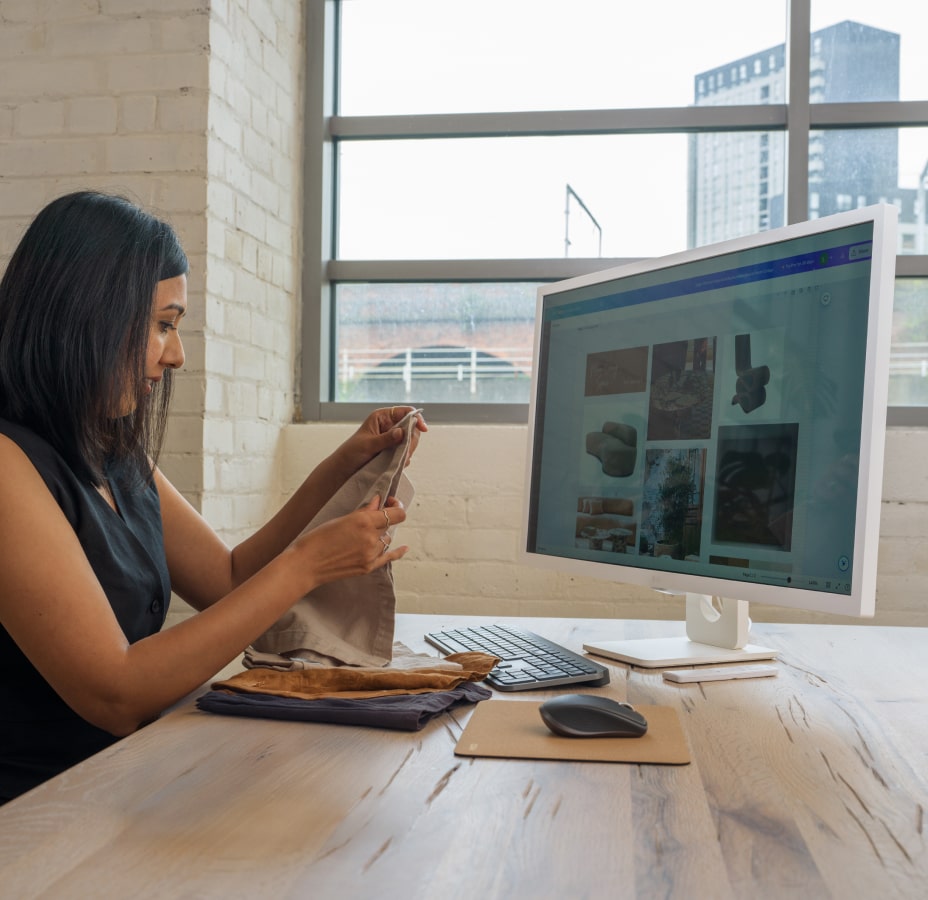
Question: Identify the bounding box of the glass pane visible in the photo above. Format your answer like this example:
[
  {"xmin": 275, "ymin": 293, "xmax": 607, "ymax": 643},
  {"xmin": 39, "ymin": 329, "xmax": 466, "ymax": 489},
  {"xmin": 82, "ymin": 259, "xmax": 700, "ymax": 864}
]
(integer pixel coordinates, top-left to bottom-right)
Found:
[
  {"xmin": 334, "ymin": 281, "xmax": 928, "ymax": 409},
  {"xmin": 890, "ymin": 278, "xmax": 928, "ymax": 407},
  {"xmin": 334, "ymin": 283, "xmax": 538, "ymax": 404},
  {"xmin": 338, "ymin": 132, "xmax": 786, "ymax": 260},
  {"xmin": 812, "ymin": 3, "xmax": 928, "ymax": 102},
  {"xmin": 339, "ymin": 0, "xmax": 787, "ymax": 114},
  {"xmin": 690, "ymin": 131, "xmax": 788, "ymax": 247},
  {"xmin": 807, "ymin": 127, "xmax": 928, "ymax": 254}
]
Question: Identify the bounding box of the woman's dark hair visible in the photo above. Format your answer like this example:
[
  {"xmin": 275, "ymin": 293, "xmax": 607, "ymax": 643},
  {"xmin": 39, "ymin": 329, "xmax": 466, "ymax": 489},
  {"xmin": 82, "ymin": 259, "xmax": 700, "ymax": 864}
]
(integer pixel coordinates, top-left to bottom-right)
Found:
[{"xmin": 0, "ymin": 191, "xmax": 189, "ymax": 486}]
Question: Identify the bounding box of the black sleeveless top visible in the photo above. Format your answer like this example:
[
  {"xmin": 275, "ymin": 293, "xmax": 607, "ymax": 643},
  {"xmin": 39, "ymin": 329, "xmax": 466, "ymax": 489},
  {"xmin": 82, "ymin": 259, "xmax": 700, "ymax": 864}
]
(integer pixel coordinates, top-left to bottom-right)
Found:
[{"xmin": 0, "ymin": 419, "xmax": 171, "ymax": 803}]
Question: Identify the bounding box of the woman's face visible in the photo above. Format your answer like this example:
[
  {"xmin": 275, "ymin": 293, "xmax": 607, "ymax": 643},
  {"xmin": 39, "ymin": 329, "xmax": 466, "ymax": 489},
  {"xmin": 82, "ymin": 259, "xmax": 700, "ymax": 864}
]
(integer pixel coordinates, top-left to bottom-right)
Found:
[
  {"xmin": 129, "ymin": 274, "xmax": 186, "ymax": 412},
  {"xmin": 147, "ymin": 273, "xmax": 186, "ymax": 383}
]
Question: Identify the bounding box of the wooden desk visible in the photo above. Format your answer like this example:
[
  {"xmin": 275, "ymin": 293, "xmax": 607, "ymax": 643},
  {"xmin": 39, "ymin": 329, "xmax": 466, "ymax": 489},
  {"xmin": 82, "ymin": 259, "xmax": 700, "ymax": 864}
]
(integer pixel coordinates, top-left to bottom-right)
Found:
[{"xmin": 0, "ymin": 615, "xmax": 925, "ymax": 899}]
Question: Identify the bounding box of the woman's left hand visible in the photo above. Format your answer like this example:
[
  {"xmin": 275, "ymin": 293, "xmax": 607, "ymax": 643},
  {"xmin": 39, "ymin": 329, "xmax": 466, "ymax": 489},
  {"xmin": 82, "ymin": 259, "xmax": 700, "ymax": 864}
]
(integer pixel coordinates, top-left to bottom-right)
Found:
[{"xmin": 337, "ymin": 406, "xmax": 428, "ymax": 476}]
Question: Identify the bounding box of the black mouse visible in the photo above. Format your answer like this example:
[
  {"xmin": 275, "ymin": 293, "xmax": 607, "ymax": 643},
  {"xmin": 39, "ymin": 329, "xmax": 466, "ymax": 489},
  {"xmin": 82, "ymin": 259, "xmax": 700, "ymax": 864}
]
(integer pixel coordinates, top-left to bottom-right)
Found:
[{"xmin": 539, "ymin": 693, "xmax": 648, "ymax": 738}]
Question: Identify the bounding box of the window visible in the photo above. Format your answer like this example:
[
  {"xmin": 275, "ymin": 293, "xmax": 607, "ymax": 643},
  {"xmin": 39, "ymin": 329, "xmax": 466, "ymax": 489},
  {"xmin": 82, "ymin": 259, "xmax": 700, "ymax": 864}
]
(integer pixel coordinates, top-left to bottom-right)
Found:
[{"xmin": 303, "ymin": 0, "xmax": 928, "ymax": 424}]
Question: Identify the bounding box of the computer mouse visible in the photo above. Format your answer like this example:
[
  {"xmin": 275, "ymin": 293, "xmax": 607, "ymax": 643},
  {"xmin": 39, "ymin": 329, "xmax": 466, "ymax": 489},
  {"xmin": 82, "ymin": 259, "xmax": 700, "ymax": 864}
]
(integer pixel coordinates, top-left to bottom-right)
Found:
[{"xmin": 539, "ymin": 693, "xmax": 648, "ymax": 738}]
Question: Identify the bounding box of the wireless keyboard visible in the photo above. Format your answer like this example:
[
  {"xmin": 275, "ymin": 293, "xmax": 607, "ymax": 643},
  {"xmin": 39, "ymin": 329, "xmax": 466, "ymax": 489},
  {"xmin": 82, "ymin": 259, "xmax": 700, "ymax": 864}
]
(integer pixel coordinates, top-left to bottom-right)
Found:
[{"xmin": 424, "ymin": 623, "xmax": 610, "ymax": 691}]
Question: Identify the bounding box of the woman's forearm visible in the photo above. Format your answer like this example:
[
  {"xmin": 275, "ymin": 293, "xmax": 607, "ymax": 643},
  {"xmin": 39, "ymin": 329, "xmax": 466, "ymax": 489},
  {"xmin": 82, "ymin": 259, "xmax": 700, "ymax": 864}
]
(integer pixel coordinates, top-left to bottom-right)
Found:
[{"xmin": 228, "ymin": 449, "xmax": 353, "ymax": 586}]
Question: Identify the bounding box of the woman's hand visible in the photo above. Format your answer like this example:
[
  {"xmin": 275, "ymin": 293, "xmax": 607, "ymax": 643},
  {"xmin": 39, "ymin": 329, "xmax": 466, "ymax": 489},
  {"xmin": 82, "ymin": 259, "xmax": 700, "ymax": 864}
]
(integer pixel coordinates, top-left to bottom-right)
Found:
[
  {"xmin": 335, "ymin": 406, "xmax": 428, "ymax": 477},
  {"xmin": 195, "ymin": 409, "xmax": 426, "ymax": 600},
  {"xmin": 286, "ymin": 495, "xmax": 408, "ymax": 591}
]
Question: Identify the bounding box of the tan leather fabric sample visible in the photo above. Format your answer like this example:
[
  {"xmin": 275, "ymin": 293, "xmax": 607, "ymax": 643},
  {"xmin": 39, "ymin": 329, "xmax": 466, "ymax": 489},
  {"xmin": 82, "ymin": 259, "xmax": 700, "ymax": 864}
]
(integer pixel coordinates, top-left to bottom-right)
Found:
[{"xmin": 213, "ymin": 651, "xmax": 499, "ymax": 701}]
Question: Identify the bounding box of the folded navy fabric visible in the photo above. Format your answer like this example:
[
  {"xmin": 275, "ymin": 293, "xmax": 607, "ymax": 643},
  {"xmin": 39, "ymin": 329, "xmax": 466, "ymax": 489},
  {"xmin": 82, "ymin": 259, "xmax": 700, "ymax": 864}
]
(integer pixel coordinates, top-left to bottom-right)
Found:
[{"xmin": 196, "ymin": 682, "xmax": 491, "ymax": 731}]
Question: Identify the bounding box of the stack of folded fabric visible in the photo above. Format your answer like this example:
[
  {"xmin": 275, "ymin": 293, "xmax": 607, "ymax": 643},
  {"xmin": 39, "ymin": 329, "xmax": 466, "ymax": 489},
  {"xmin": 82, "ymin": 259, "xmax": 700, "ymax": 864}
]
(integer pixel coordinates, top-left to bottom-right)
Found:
[{"xmin": 196, "ymin": 646, "xmax": 499, "ymax": 732}]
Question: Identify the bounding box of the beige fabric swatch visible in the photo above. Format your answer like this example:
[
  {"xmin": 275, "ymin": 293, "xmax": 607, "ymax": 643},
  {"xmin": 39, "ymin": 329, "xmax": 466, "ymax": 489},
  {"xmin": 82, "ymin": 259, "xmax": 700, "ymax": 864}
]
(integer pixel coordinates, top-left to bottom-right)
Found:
[{"xmin": 247, "ymin": 410, "xmax": 419, "ymax": 668}]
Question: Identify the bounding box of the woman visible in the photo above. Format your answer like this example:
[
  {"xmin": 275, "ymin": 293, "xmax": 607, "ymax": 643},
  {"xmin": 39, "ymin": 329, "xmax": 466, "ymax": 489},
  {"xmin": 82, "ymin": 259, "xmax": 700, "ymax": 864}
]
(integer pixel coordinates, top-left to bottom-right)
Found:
[{"xmin": 0, "ymin": 191, "xmax": 426, "ymax": 804}]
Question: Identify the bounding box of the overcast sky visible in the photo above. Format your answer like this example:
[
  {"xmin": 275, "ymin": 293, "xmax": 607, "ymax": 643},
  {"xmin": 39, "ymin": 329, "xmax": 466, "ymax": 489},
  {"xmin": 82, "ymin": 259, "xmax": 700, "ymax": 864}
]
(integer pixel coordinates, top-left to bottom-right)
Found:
[{"xmin": 336, "ymin": 1, "xmax": 927, "ymax": 260}]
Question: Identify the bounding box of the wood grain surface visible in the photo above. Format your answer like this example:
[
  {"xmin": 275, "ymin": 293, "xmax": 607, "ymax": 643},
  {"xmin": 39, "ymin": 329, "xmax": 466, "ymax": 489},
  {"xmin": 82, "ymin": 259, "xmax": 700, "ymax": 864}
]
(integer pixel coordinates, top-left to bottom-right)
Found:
[{"xmin": 0, "ymin": 615, "xmax": 925, "ymax": 899}]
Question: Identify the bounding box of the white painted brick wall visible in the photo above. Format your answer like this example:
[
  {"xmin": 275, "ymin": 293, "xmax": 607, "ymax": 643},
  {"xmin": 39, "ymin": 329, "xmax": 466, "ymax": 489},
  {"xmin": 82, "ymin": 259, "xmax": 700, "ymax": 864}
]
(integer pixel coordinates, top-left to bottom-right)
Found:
[
  {"xmin": 280, "ymin": 423, "xmax": 928, "ymax": 627},
  {"xmin": 200, "ymin": 0, "xmax": 303, "ymax": 551},
  {"xmin": 0, "ymin": 3, "xmax": 210, "ymax": 513}
]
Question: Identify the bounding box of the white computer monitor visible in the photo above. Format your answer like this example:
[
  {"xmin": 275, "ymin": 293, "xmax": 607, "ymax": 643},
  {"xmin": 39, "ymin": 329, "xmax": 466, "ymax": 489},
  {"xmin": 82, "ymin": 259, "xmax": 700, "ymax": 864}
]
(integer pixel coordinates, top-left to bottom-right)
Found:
[{"xmin": 522, "ymin": 205, "xmax": 898, "ymax": 667}]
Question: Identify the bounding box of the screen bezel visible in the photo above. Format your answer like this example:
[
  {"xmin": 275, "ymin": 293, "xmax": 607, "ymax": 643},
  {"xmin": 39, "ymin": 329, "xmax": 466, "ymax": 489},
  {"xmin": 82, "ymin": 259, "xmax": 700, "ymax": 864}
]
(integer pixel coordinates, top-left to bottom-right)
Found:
[{"xmin": 521, "ymin": 205, "xmax": 898, "ymax": 618}]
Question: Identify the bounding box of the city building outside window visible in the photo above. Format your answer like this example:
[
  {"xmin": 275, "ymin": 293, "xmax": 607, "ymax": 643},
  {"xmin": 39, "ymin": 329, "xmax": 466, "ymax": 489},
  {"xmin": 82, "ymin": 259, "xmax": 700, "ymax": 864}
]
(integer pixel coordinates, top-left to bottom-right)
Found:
[{"xmin": 302, "ymin": 0, "xmax": 928, "ymax": 424}]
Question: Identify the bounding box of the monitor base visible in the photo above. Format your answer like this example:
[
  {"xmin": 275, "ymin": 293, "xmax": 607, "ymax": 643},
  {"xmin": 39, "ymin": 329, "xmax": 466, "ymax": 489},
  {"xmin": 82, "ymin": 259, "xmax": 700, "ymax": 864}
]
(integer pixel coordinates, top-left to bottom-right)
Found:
[
  {"xmin": 582, "ymin": 636, "xmax": 778, "ymax": 669},
  {"xmin": 582, "ymin": 593, "xmax": 778, "ymax": 668}
]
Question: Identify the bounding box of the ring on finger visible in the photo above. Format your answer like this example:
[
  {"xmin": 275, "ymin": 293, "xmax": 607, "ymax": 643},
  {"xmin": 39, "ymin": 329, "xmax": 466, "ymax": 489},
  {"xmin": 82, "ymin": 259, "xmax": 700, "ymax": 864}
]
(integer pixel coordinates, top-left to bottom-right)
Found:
[
  {"xmin": 379, "ymin": 534, "xmax": 389, "ymax": 553},
  {"xmin": 382, "ymin": 508, "xmax": 391, "ymax": 528}
]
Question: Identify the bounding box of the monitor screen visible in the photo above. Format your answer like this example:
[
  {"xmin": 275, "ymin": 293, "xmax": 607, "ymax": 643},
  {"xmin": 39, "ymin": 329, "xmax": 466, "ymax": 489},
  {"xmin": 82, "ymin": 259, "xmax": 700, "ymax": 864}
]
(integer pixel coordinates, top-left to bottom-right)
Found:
[{"xmin": 523, "ymin": 206, "xmax": 897, "ymax": 662}]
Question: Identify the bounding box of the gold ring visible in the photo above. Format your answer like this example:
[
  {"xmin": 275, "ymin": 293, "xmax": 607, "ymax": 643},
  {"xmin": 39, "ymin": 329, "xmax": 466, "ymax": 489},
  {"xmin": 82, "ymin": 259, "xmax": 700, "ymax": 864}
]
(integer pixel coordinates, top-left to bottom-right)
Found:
[
  {"xmin": 379, "ymin": 534, "xmax": 389, "ymax": 553},
  {"xmin": 391, "ymin": 406, "xmax": 396, "ymax": 418},
  {"xmin": 383, "ymin": 509, "xmax": 391, "ymax": 528}
]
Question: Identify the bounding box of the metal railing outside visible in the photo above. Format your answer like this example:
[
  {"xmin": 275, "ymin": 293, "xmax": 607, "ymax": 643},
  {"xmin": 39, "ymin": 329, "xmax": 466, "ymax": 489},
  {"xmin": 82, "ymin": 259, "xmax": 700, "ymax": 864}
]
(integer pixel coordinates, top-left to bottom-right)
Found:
[{"xmin": 339, "ymin": 347, "xmax": 534, "ymax": 395}]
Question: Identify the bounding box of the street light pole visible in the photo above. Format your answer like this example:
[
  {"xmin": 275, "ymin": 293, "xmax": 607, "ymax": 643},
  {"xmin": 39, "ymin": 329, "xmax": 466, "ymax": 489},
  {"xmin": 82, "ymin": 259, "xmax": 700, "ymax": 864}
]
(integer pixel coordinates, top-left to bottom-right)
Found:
[
  {"xmin": 918, "ymin": 158, "xmax": 928, "ymax": 255},
  {"xmin": 564, "ymin": 183, "xmax": 603, "ymax": 257}
]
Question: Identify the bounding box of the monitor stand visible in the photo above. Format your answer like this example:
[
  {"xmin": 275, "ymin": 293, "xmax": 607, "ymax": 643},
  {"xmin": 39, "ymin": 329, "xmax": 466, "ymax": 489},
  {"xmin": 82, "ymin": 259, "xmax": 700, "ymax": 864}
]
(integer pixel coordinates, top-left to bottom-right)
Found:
[{"xmin": 582, "ymin": 594, "xmax": 778, "ymax": 669}]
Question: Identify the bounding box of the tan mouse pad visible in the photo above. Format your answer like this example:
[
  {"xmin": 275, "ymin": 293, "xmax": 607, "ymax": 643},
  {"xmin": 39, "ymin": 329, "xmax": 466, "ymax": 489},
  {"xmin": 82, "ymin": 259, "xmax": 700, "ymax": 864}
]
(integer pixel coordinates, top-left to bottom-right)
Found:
[{"xmin": 455, "ymin": 699, "xmax": 690, "ymax": 765}]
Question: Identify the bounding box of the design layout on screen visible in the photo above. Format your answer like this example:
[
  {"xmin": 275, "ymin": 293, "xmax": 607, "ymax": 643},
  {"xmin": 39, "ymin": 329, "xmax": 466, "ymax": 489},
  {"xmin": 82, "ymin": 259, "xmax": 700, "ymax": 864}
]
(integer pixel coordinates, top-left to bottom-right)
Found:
[{"xmin": 528, "ymin": 219, "xmax": 880, "ymax": 602}]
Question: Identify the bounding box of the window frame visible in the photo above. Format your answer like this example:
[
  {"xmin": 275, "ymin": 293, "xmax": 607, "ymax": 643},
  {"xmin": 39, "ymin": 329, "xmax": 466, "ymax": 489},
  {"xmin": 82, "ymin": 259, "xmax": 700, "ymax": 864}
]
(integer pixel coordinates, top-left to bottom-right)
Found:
[{"xmin": 301, "ymin": 0, "xmax": 928, "ymax": 425}]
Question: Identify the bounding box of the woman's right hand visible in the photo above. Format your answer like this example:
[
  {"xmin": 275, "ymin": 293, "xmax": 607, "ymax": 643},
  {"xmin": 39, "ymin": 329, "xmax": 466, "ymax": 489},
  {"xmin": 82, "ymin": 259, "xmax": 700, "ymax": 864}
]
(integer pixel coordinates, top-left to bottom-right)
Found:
[{"xmin": 285, "ymin": 495, "xmax": 408, "ymax": 591}]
